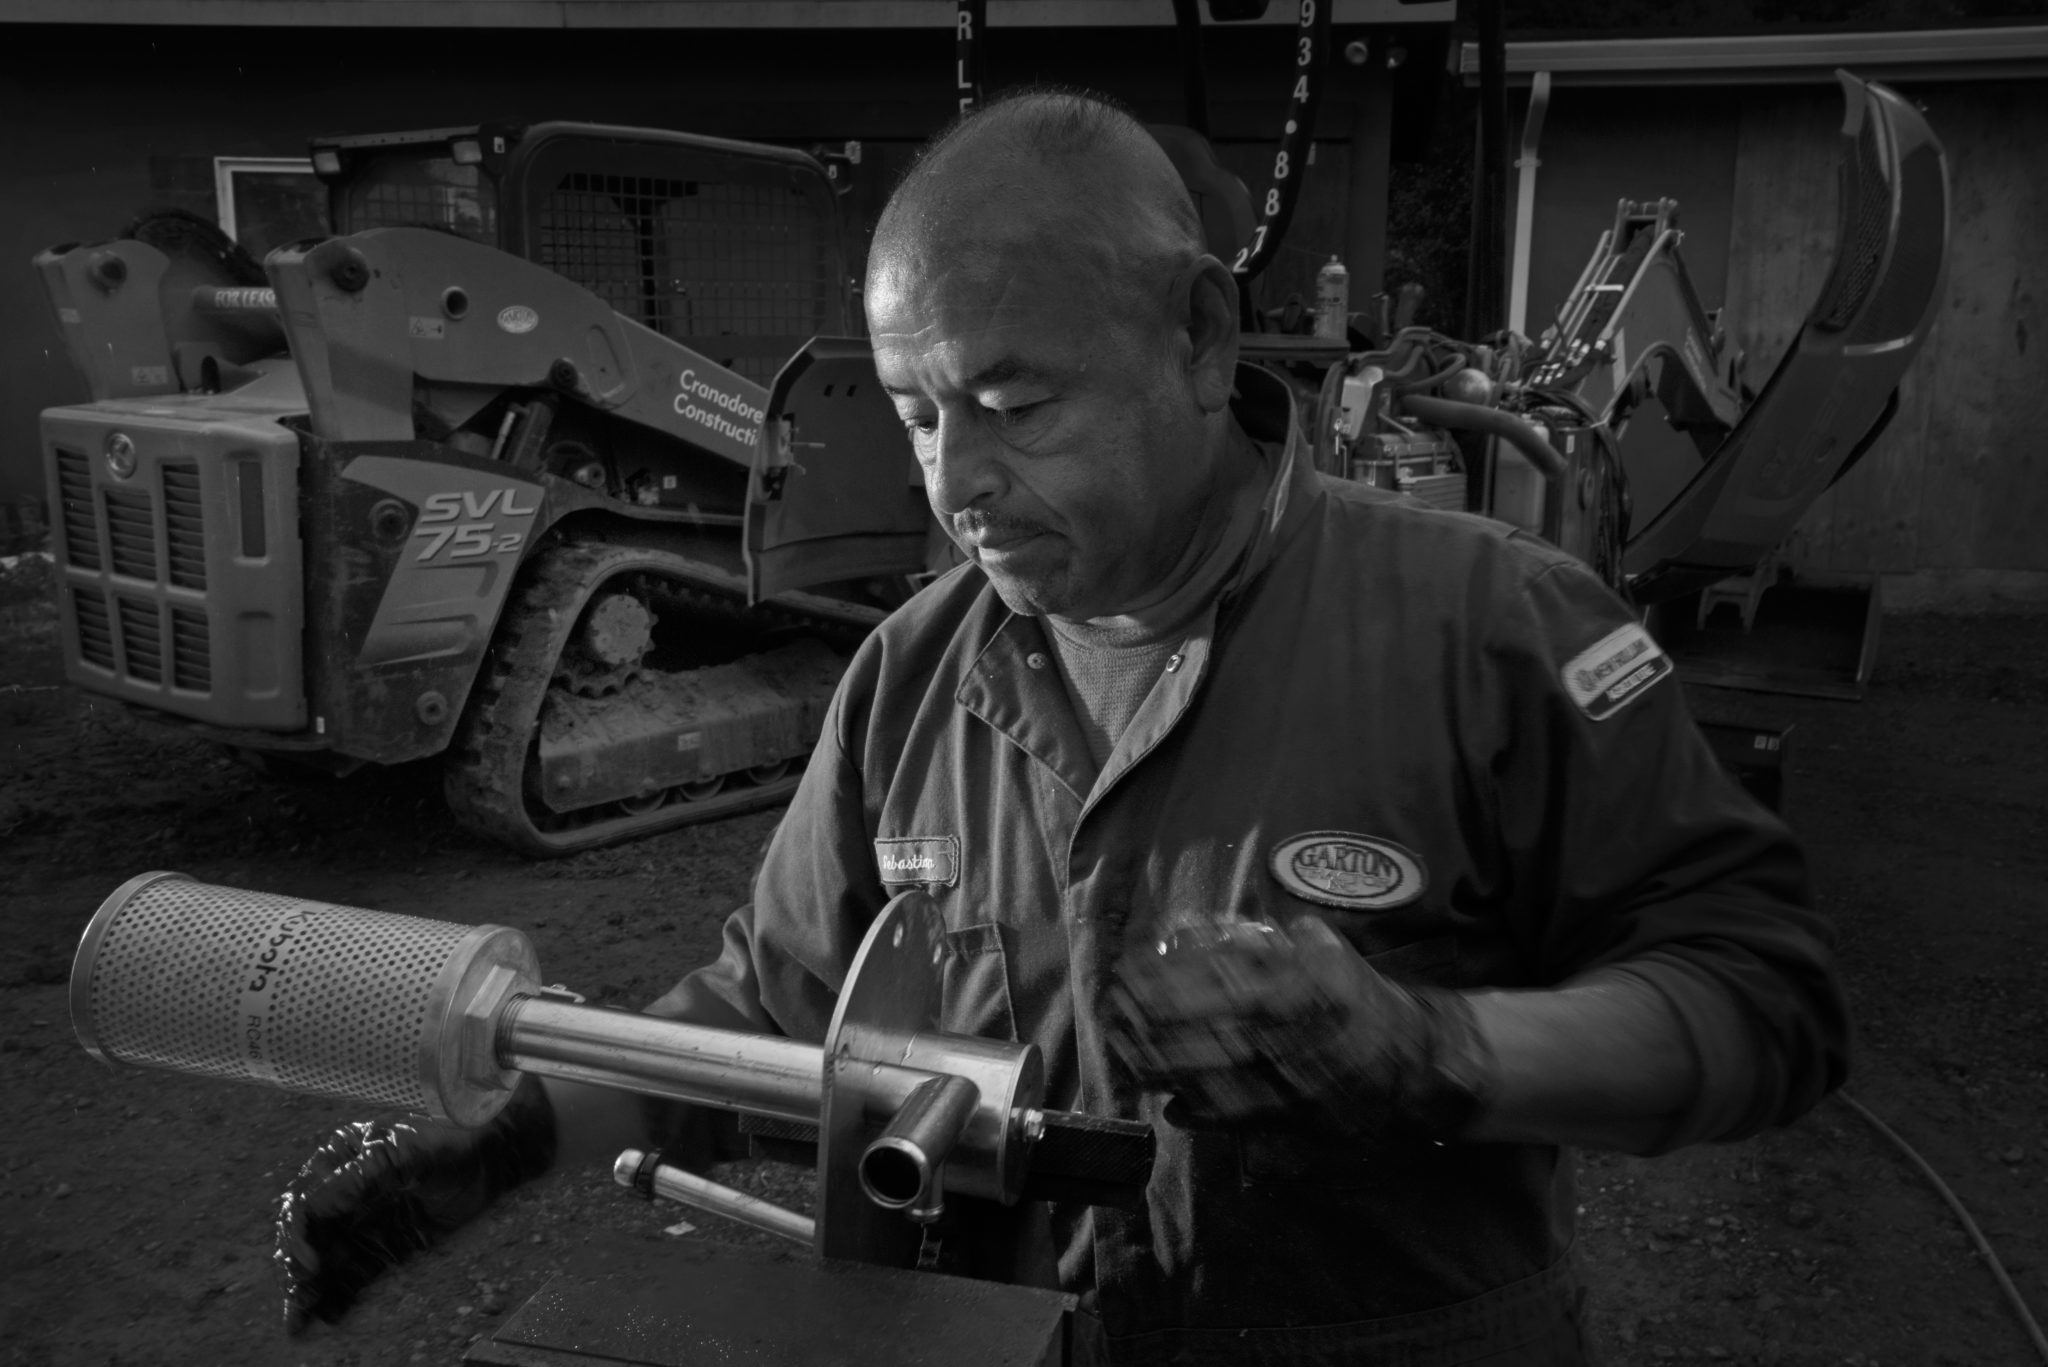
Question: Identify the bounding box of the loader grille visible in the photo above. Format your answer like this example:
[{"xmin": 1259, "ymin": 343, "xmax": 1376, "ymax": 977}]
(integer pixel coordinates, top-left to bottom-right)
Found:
[
  {"xmin": 73, "ymin": 587, "xmax": 114, "ymax": 671},
  {"xmin": 536, "ymin": 173, "xmax": 834, "ymax": 386},
  {"xmin": 59, "ymin": 453, "xmax": 218, "ymax": 696},
  {"xmin": 45, "ymin": 417, "xmax": 301, "ymax": 726},
  {"xmin": 170, "ymin": 605, "xmax": 212, "ymax": 691},
  {"xmin": 163, "ymin": 462, "xmax": 207, "ymax": 590},
  {"xmin": 105, "ymin": 487, "xmax": 157, "ymax": 580},
  {"xmin": 57, "ymin": 448, "xmax": 100, "ymax": 571},
  {"xmin": 1813, "ymin": 117, "xmax": 1891, "ymax": 333},
  {"xmin": 117, "ymin": 596, "xmax": 162, "ymax": 684}
]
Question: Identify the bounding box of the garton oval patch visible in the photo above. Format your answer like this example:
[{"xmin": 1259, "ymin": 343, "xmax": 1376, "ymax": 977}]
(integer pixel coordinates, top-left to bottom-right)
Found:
[
  {"xmin": 496, "ymin": 304, "xmax": 539, "ymax": 334},
  {"xmin": 1269, "ymin": 831, "xmax": 1427, "ymax": 911}
]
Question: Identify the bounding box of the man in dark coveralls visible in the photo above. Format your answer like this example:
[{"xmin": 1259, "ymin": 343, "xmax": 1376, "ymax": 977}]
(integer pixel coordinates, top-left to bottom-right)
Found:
[{"xmin": 277, "ymin": 91, "xmax": 1849, "ymax": 1366}]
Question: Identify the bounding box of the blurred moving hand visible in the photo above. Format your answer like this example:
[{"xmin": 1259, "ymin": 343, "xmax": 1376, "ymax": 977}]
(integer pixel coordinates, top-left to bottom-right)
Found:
[
  {"xmin": 1105, "ymin": 918, "xmax": 1498, "ymax": 1142},
  {"xmin": 272, "ymin": 1074, "xmax": 557, "ymax": 1334}
]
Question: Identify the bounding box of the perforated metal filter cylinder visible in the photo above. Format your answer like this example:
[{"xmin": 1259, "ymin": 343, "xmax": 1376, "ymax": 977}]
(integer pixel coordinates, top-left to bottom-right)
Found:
[{"xmin": 71, "ymin": 871, "xmax": 540, "ymax": 1126}]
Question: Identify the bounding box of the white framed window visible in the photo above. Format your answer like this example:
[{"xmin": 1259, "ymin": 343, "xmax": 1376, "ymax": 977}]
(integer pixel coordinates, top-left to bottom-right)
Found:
[{"xmin": 213, "ymin": 156, "xmax": 326, "ymax": 259}]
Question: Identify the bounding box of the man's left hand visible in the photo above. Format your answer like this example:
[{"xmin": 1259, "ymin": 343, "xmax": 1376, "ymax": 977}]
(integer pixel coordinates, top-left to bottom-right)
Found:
[{"xmin": 1104, "ymin": 918, "xmax": 1497, "ymax": 1141}]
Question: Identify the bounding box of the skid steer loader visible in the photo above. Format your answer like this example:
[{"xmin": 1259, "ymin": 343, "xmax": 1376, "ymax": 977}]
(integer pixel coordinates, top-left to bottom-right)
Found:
[
  {"xmin": 34, "ymin": 16, "xmax": 1945, "ymax": 853},
  {"xmin": 37, "ymin": 123, "xmax": 933, "ymax": 856}
]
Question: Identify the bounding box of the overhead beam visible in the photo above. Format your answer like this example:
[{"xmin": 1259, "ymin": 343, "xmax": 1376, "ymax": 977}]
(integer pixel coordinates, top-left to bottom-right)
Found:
[
  {"xmin": 1457, "ymin": 25, "xmax": 2048, "ymax": 86},
  {"xmin": 0, "ymin": 0, "xmax": 1458, "ymax": 28}
]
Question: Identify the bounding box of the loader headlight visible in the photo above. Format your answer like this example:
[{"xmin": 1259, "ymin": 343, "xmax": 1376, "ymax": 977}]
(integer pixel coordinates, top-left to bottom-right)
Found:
[
  {"xmin": 450, "ymin": 138, "xmax": 483, "ymax": 166},
  {"xmin": 311, "ymin": 149, "xmax": 342, "ymax": 177},
  {"xmin": 104, "ymin": 432, "xmax": 137, "ymax": 480}
]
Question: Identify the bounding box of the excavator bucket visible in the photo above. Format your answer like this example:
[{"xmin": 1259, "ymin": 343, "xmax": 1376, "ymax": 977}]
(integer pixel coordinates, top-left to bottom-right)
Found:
[
  {"xmin": 1650, "ymin": 558, "xmax": 1886, "ymax": 701},
  {"xmin": 1624, "ymin": 72, "xmax": 1949, "ymax": 606}
]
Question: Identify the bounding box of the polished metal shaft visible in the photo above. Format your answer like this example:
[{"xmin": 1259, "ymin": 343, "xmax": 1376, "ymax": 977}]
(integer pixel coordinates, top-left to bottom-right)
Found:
[{"xmin": 501, "ymin": 996, "xmax": 825, "ymax": 1124}]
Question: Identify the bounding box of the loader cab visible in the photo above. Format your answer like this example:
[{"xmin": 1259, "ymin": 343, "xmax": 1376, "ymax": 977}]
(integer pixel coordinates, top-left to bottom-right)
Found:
[{"xmin": 311, "ymin": 122, "xmax": 857, "ymax": 386}]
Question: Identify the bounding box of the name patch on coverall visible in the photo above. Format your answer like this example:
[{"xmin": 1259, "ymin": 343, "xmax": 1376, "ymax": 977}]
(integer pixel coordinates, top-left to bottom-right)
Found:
[
  {"xmin": 1561, "ymin": 623, "xmax": 1673, "ymax": 720},
  {"xmin": 874, "ymin": 835, "xmax": 960, "ymax": 887}
]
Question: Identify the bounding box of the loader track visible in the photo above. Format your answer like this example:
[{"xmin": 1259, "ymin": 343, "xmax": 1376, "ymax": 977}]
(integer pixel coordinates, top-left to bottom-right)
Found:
[{"xmin": 443, "ymin": 539, "xmax": 881, "ymax": 857}]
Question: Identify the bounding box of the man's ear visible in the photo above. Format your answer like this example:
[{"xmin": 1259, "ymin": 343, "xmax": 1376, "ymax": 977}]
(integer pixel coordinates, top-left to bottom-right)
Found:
[{"xmin": 1182, "ymin": 254, "xmax": 1241, "ymax": 414}]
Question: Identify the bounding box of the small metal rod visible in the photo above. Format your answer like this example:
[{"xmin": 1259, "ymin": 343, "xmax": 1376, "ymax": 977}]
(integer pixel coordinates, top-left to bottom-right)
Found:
[
  {"xmin": 502, "ymin": 996, "xmax": 828, "ymax": 1124},
  {"xmin": 613, "ymin": 1148, "xmax": 816, "ymax": 1246}
]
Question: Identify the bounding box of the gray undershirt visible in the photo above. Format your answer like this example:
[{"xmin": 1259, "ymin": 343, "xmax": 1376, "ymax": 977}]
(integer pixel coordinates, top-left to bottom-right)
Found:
[{"xmin": 1044, "ymin": 454, "xmax": 1268, "ymax": 769}]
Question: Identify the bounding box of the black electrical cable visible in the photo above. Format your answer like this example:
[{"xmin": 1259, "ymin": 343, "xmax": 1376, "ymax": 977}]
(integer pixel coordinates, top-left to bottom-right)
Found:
[{"xmin": 1834, "ymin": 1091, "xmax": 2048, "ymax": 1363}]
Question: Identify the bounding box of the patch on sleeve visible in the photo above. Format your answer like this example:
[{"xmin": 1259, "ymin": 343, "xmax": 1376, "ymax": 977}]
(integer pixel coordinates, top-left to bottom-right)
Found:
[
  {"xmin": 1561, "ymin": 623, "xmax": 1674, "ymax": 720},
  {"xmin": 873, "ymin": 835, "xmax": 961, "ymax": 888}
]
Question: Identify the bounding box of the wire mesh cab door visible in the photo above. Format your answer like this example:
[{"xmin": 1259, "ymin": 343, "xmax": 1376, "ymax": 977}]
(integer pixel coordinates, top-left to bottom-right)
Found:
[
  {"xmin": 746, "ymin": 338, "xmax": 932, "ymax": 603},
  {"xmin": 496, "ymin": 123, "xmax": 854, "ymax": 390}
]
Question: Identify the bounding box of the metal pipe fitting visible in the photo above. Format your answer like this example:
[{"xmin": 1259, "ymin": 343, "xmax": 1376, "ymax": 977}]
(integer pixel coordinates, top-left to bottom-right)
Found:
[
  {"xmin": 896, "ymin": 1032, "xmax": 1043, "ymax": 1205},
  {"xmin": 858, "ymin": 1073, "xmax": 981, "ymax": 1220}
]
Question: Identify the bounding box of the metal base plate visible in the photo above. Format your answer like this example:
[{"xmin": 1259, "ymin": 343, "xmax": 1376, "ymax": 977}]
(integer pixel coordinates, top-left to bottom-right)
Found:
[
  {"xmin": 463, "ymin": 1236, "xmax": 1073, "ymax": 1367},
  {"xmin": 816, "ymin": 889, "xmax": 948, "ymax": 1265}
]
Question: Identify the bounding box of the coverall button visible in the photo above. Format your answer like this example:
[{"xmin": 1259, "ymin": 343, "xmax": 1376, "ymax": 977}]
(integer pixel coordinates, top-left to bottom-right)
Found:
[
  {"xmin": 1166, "ymin": 653, "xmax": 1184, "ymax": 672},
  {"xmin": 1026, "ymin": 652, "xmax": 1049, "ymax": 670}
]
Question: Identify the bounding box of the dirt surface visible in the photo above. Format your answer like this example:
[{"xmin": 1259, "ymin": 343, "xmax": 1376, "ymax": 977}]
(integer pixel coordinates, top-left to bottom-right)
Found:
[{"xmin": 2, "ymin": 549, "xmax": 2045, "ymax": 1367}]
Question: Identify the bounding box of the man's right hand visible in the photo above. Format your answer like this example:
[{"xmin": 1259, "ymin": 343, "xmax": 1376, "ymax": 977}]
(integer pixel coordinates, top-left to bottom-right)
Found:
[{"xmin": 273, "ymin": 1074, "xmax": 557, "ymax": 1334}]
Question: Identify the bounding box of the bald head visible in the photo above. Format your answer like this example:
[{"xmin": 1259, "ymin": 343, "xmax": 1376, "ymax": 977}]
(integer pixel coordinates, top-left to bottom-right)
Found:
[
  {"xmin": 870, "ymin": 91, "xmax": 1210, "ymax": 336},
  {"xmin": 863, "ymin": 90, "xmax": 1250, "ymax": 621}
]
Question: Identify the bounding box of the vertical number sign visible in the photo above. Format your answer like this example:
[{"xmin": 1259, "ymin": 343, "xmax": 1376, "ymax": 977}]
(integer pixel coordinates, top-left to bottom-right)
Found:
[
  {"xmin": 1232, "ymin": 0, "xmax": 1332, "ymax": 281},
  {"xmin": 957, "ymin": 0, "xmax": 986, "ymax": 115}
]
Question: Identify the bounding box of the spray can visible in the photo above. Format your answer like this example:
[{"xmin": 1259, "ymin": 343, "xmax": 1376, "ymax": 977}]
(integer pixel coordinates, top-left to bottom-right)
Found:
[{"xmin": 1314, "ymin": 255, "xmax": 1350, "ymax": 341}]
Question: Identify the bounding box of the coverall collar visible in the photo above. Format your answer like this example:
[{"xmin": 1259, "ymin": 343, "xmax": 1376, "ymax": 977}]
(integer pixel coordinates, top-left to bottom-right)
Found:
[{"xmin": 953, "ymin": 362, "xmax": 1320, "ymax": 805}]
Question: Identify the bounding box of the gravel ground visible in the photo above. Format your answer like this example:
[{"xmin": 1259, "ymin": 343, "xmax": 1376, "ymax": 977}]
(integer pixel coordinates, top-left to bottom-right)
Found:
[{"xmin": 2, "ymin": 551, "xmax": 2044, "ymax": 1367}]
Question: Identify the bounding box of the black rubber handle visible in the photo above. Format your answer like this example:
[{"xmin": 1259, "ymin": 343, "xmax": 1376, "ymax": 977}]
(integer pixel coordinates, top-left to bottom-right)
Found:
[
  {"xmin": 1021, "ymin": 1109, "xmax": 1155, "ymax": 1209},
  {"xmin": 736, "ymin": 1108, "xmax": 1155, "ymax": 1207}
]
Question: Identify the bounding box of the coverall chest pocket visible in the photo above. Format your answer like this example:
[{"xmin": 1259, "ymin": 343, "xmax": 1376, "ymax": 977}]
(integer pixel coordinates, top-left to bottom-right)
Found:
[
  {"xmin": 940, "ymin": 922, "xmax": 1019, "ymax": 1043},
  {"xmin": 1235, "ymin": 933, "xmax": 1457, "ymax": 1190}
]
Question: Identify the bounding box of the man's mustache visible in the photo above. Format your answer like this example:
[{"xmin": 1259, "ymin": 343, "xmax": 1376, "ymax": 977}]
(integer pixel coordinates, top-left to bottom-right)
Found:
[{"xmin": 952, "ymin": 510, "xmax": 1050, "ymax": 542}]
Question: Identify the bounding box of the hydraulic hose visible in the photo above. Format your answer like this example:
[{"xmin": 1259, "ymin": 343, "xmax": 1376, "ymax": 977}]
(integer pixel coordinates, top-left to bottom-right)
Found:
[{"xmin": 1399, "ymin": 394, "xmax": 1566, "ymax": 480}]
